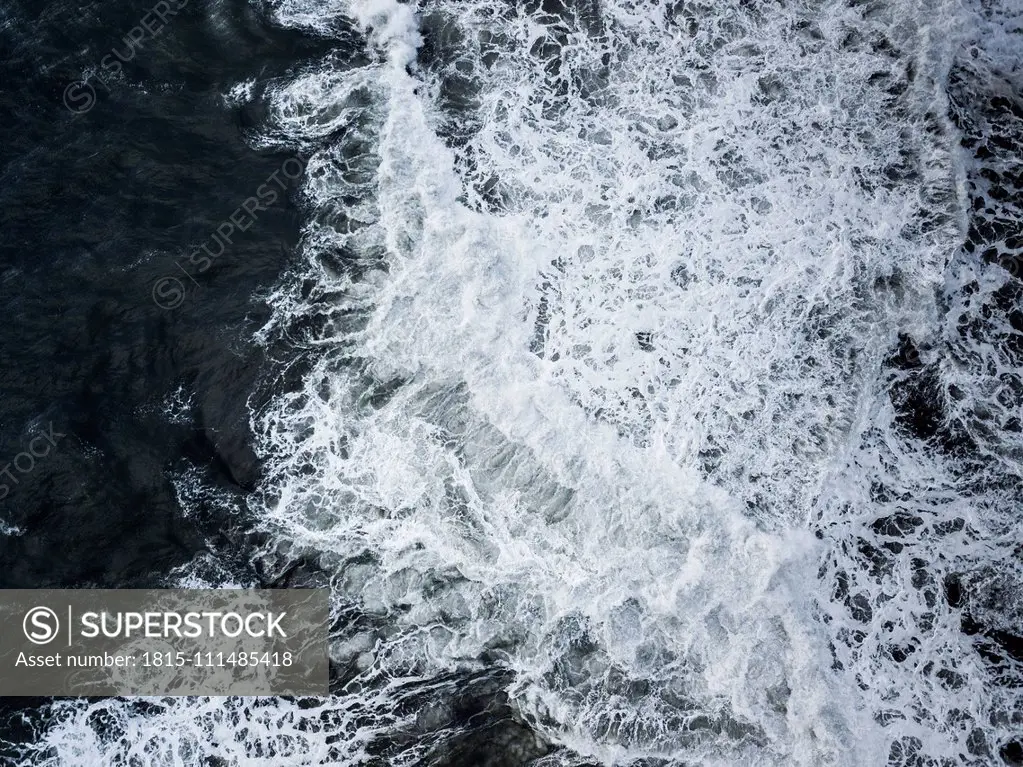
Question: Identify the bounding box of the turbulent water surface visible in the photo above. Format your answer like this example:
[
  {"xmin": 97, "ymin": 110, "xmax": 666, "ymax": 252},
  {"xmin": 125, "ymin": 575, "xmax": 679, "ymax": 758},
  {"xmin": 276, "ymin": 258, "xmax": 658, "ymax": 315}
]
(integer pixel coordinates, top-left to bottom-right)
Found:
[{"xmin": 3, "ymin": 0, "xmax": 1023, "ymax": 763}]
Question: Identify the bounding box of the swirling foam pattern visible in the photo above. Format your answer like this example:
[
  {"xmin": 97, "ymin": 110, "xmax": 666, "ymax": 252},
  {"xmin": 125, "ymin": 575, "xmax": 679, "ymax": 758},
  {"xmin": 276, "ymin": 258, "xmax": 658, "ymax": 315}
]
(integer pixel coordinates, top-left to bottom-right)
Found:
[{"xmin": 18, "ymin": 0, "xmax": 1023, "ymax": 764}]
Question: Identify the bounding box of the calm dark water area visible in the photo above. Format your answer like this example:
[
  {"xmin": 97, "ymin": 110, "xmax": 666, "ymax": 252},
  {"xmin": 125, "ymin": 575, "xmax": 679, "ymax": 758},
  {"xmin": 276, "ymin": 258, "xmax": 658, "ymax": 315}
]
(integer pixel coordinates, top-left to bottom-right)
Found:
[
  {"xmin": 0, "ymin": 0, "xmax": 328, "ymax": 745},
  {"xmin": 0, "ymin": 0, "xmax": 332, "ymax": 587}
]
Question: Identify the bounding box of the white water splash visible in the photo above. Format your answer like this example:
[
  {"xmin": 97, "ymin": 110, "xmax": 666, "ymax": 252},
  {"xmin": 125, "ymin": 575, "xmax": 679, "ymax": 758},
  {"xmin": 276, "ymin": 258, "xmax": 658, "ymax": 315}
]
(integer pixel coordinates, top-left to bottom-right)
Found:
[{"xmin": 20, "ymin": 0, "xmax": 1023, "ymax": 764}]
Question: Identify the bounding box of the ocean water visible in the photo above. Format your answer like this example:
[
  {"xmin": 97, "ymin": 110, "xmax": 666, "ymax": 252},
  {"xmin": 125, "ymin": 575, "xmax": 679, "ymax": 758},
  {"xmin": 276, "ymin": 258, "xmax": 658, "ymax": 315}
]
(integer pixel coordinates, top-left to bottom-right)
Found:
[{"xmin": 3, "ymin": 0, "xmax": 1022, "ymax": 764}]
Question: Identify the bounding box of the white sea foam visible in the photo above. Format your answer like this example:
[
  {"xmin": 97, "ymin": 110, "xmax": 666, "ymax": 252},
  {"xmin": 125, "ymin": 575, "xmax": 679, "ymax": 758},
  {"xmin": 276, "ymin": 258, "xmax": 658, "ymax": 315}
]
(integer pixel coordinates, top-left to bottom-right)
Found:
[{"xmin": 20, "ymin": 0, "xmax": 1023, "ymax": 764}]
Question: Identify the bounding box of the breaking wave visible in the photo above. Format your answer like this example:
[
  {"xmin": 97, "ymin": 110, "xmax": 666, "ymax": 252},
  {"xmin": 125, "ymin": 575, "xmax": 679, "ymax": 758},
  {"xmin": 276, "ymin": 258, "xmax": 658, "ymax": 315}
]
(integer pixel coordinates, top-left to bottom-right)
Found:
[{"xmin": 12, "ymin": 0, "xmax": 1023, "ymax": 763}]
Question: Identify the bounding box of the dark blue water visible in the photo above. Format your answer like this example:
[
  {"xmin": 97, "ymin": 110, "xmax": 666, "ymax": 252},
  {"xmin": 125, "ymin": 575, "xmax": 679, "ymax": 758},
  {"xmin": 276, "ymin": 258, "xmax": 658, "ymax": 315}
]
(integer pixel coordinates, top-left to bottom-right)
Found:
[
  {"xmin": 0, "ymin": 0, "xmax": 325, "ymax": 750},
  {"xmin": 0, "ymin": 0, "xmax": 336, "ymax": 588}
]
